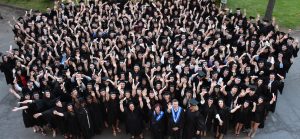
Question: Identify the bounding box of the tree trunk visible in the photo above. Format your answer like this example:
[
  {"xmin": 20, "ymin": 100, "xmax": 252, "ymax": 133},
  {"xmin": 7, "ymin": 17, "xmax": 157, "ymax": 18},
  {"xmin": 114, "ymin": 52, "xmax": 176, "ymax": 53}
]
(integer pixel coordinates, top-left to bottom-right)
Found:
[{"xmin": 264, "ymin": 0, "xmax": 276, "ymax": 21}]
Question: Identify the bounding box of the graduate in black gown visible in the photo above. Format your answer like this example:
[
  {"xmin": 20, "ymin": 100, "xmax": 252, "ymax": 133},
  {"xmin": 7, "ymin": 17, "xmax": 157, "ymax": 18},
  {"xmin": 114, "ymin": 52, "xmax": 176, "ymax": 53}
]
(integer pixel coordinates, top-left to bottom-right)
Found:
[
  {"xmin": 146, "ymin": 102, "xmax": 166, "ymax": 139},
  {"xmin": 12, "ymin": 93, "xmax": 35, "ymax": 128},
  {"xmin": 231, "ymin": 100, "xmax": 251, "ymax": 136},
  {"xmin": 105, "ymin": 91, "xmax": 121, "ymax": 136},
  {"xmin": 248, "ymin": 95, "xmax": 276, "ymax": 138},
  {"xmin": 86, "ymin": 93, "xmax": 104, "ymax": 134},
  {"xmin": 120, "ymin": 97, "xmax": 145, "ymax": 139},
  {"xmin": 215, "ymin": 99, "xmax": 240, "ymax": 139},
  {"xmin": 183, "ymin": 99, "xmax": 206, "ymax": 139},
  {"xmin": 0, "ymin": 55, "xmax": 15, "ymax": 84},
  {"xmin": 65, "ymin": 103, "xmax": 80, "ymax": 139},
  {"xmin": 200, "ymin": 97, "xmax": 217, "ymax": 137},
  {"xmin": 266, "ymin": 73, "xmax": 284, "ymax": 113},
  {"xmin": 166, "ymin": 99, "xmax": 185, "ymax": 139},
  {"xmin": 33, "ymin": 99, "xmax": 67, "ymax": 138},
  {"xmin": 74, "ymin": 98, "xmax": 94, "ymax": 139}
]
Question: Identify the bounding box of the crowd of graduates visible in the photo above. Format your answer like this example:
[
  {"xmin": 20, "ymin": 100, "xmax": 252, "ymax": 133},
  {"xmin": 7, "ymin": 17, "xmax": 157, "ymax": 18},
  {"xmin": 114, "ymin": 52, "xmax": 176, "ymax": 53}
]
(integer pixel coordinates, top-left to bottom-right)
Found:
[{"xmin": 0, "ymin": 0, "xmax": 299, "ymax": 138}]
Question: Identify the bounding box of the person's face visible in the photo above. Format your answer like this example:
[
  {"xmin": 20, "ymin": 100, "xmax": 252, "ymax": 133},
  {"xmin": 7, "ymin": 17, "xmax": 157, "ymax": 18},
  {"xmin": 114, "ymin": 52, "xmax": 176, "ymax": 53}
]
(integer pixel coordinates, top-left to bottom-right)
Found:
[
  {"xmin": 223, "ymin": 70, "xmax": 229, "ymax": 76},
  {"xmin": 208, "ymin": 99, "xmax": 213, "ymax": 105},
  {"xmin": 25, "ymin": 94, "xmax": 30, "ymax": 100},
  {"xmin": 33, "ymin": 94, "xmax": 39, "ymax": 100},
  {"xmin": 72, "ymin": 90, "xmax": 78, "ymax": 97},
  {"xmin": 134, "ymin": 66, "xmax": 139, "ymax": 72},
  {"xmin": 155, "ymin": 106, "xmax": 161, "ymax": 113},
  {"xmin": 111, "ymin": 94, "xmax": 116, "ymax": 99},
  {"xmin": 270, "ymin": 74, "xmax": 275, "ymax": 81},
  {"xmin": 244, "ymin": 102, "xmax": 249, "ymax": 108},
  {"xmin": 214, "ymin": 87, "xmax": 220, "ymax": 92},
  {"xmin": 172, "ymin": 101, "xmax": 179, "ymax": 110},
  {"xmin": 89, "ymin": 64, "xmax": 95, "ymax": 69},
  {"xmin": 45, "ymin": 91, "xmax": 51, "ymax": 98},
  {"xmin": 246, "ymin": 67, "xmax": 251, "ymax": 72},
  {"xmin": 235, "ymin": 78, "xmax": 241, "ymax": 84},
  {"xmin": 218, "ymin": 100, "xmax": 224, "ymax": 108},
  {"xmin": 129, "ymin": 104, "xmax": 135, "ymax": 111},
  {"xmin": 56, "ymin": 101, "xmax": 62, "ymax": 107},
  {"xmin": 87, "ymin": 97, "xmax": 92, "ymax": 103},
  {"xmin": 125, "ymin": 92, "xmax": 131, "ymax": 98},
  {"xmin": 67, "ymin": 105, "xmax": 73, "ymax": 111},
  {"xmin": 259, "ymin": 62, "xmax": 264, "ymax": 67},
  {"xmin": 87, "ymin": 84, "xmax": 93, "ymax": 90},
  {"xmin": 282, "ymin": 45, "xmax": 287, "ymax": 51},
  {"xmin": 100, "ymin": 90, "xmax": 106, "ymax": 96},
  {"xmin": 258, "ymin": 98, "xmax": 264, "ymax": 104},
  {"xmin": 258, "ymin": 79, "xmax": 263, "ymax": 85}
]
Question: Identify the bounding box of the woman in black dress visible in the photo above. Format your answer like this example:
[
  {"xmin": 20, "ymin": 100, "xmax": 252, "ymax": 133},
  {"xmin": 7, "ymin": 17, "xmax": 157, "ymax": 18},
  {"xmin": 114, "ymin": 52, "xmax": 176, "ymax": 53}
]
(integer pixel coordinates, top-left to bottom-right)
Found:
[
  {"xmin": 120, "ymin": 97, "xmax": 145, "ymax": 139},
  {"xmin": 0, "ymin": 55, "xmax": 15, "ymax": 85},
  {"xmin": 232, "ymin": 100, "xmax": 251, "ymax": 136},
  {"xmin": 33, "ymin": 99, "xmax": 67, "ymax": 138},
  {"xmin": 248, "ymin": 95, "xmax": 276, "ymax": 138},
  {"xmin": 12, "ymin": 93, "xmax": 35, "ymax": 128},
  {"xmin": 11, "ymin": 90, "xmax": 46, "ymax": 135},
  {"xmin": 200, "ymin": 97, "xmax": 217, "ymax": 137},
  {"xmin": 65, "ymin": 103, "xmax": 80, "ymax": 139},
  {"xmin": 215, "ymin": 99, "xmax": 240, "ymax": 139},
  {"xmin": 105, "ymin": 92, "xmax": 121, "ymax": 136},
  {"xmin": 86, "ymin": 93, "xmax": 104, "ymax": 134},
  {"xmin": 75, "ymin": 98, "xmax": 94, "ymax": 139}
]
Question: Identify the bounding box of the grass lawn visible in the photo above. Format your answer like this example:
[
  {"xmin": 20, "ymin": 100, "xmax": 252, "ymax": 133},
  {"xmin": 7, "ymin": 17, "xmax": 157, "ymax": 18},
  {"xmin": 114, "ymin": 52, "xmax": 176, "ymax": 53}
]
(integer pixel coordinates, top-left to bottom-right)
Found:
[
  {"xmin": 227, "ymin": 0, "xmax": 300, "ymax": 29},
  {"xmin": 0, "ymin": 0, "xmax": 299, "ymax": 29},
  {"xmin": 0, "ymin": 0, "xmax": 54, "ymax": 11}
]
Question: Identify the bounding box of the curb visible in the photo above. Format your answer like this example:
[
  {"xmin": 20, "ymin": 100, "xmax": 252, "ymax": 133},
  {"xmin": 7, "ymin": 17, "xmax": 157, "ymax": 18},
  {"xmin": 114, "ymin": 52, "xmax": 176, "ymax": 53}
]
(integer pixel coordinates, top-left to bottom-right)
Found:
[{"xmin": 0, "ymin": 3, "xmax": 28, "ymax": 11}]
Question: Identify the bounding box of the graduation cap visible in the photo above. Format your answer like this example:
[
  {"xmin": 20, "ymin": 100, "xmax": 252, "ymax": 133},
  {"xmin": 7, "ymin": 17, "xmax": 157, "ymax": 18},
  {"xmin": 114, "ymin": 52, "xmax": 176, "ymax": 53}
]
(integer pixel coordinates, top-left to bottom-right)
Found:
[
  {"xmin": 258, "ymin": 96, "xmax": 265, "ymax": 100},
  {"xmin": 189, "ymin": 98, "xmax": 199, "ymax": 106},
  {"xmin": 197, "ymin": 70, "xmax": 206, "ymax": 78},
  {"xmin": 250, "ymin": 87, "xmax": 256, "ymax": 91},
  {"xmin": 102, "ymin": 77, "xmax": 109, "ymax": 81},
  {"xmin": 54, "ymin": 97, "xmax": 61, "ymax": 103},
  {"xmin": 78, "ymin": 97, "xmax": 86, "ymax": 104},
  {"xmin": 211, "ymin": 70, "xmax": 219, "ymax": 75},
  {"xmin": 263, "ymin": 19, "xmax": 270, "ymax": 23},
  {"xmin": 236, "ymin": 8, "xmax": 241, "ymax": 11},
  {"xmin": 249, "ymin": 16, "xmax": 255, "ymax": 20},
  {"xmin": 110, "ymin": 90, "xmax": 118, "ymax": 95}
]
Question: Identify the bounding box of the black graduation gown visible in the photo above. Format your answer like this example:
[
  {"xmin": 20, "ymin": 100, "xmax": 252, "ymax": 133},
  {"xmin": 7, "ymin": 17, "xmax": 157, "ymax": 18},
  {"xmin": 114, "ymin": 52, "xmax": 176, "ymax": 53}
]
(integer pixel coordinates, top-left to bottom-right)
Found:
[
  {"xmin": 253, "ymin": 103, "xmax": 269, "ymax": 124},
  {"xmin": 65, "ymin": 111, "xmax": 80, "ymax": 137},
  {"xmin": 266, "ymin": 80, "xmax": 283, "ymax": 112},
  {"xmin": 183, "ymin": 109, "xmax": 206, "ymax": 139},
  {"xmin": 19, "ymin": 99, "xmax": 35, "ymax": 128},
  {"xmin": 123, "ymin": 108, "xmax": 144, "ymax": 136},
  {"xmin": 0, "ymin": 58, "xmax": 15, "ymax": 84},
  {"xmin": 236, "ymin": 107, "xmax": 251, "ymax": 126},
  {"xmin": 149, "ymin": 111, "xmax": 166, "ymax": 139},
  {"xmin": 216, "ymin": 107, "xmax": 230, "ymax": 134},
  {"xmin": 41, "ymin": 106, "xmax": 67, "ymax": 134},
  {"xmin": 52, "ymin": 106, "xmax": 67, "ymax": 134},
  {"xmin": 201, "ymin": 104, "xmax": 217, "ymax": 131},
  {"xmin": 166, "ymin": 107, "xmax": 185, "ymax": 139},
  {"xmin": 75, "ymin": 107, "xmax": 94, "ymax": 139},
  {"xmin": 86, "ymin": 101, "xmax": 104, "ymax": 132},
  {"xmin": 105, "ymin": 99, "xmax": 119, "ymax": 126}
]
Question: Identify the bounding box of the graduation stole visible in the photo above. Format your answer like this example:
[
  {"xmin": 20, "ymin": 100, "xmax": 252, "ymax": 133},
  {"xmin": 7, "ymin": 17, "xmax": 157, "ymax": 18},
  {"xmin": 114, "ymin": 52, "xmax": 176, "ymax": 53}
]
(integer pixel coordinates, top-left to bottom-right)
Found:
[
  {"xmin": 154, "ymin": 111, "xmax": 164, "ymax": 122},
  {"xmin": 171, "ymin": 107, "xmax": 182, "ymax": 123}
]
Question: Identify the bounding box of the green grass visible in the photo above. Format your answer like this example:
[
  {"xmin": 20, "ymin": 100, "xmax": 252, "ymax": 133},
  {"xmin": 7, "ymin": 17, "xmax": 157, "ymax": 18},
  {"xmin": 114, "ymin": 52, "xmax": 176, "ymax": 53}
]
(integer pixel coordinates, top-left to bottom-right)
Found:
[
  {"xmin": 0, "ymin": 0, "xmax": 53, "ymax": 11},
  {"xmin": 0, "ymin": 0, "xmax": 299, "ymax": 29},
  {"xmin": 227, "ymin": 0, "xmax": 300, "ymax": 29}
]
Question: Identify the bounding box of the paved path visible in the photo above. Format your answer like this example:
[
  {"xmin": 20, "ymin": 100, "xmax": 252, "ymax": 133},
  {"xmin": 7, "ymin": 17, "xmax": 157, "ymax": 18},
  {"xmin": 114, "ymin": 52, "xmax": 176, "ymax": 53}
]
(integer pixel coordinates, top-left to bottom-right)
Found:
[{"xmin": 0, "ymin": 5, "xmax": 300, "ymax": 139}]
